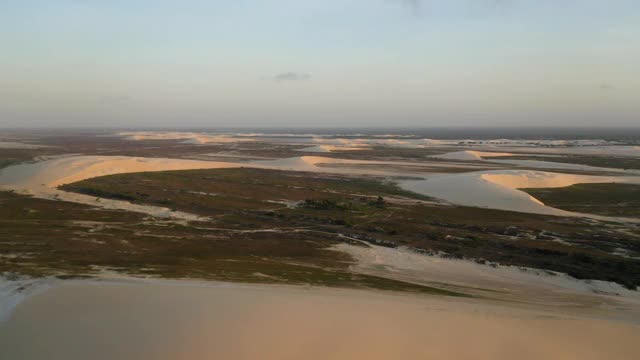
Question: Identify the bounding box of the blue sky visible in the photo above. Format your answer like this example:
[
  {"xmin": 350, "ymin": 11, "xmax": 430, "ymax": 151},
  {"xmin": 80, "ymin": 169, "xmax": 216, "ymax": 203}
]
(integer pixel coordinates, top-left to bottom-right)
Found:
[{"xmin": 1, "ymin": 0, "xmax": 639, "ymax": 127}]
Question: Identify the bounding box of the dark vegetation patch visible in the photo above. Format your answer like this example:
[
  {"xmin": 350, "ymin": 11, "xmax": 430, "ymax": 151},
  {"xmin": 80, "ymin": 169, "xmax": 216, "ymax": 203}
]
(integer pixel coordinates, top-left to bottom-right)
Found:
[
  {"xmin": 522, "ymin": 183, "xmax": 640, "ymax": 218},
  {"xmin": 0, "ymin": 190, "xmax": 463, "ymax": 296},
  {"xmin": 57, "ymin": 168, "xmax": 640, "ymax": 290},
  {"xmin": 484, "ymin": 155, "xmax": 640, "ymax": 171},
  {"xmin": 60, "ymin": 168, "xmax": 430, "ymax": 216},
  {"xmin": 0, "ymin": 148, "xmax": 62, "ymax": 169}
]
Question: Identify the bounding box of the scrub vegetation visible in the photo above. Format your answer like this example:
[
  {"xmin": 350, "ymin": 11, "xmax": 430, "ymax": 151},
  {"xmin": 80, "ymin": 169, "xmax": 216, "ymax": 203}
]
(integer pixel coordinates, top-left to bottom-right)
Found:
[
  {"xmin": 56, "ymin": 168, "xmax": 640, "ymax": 290},
  {"xmin": 0, "ymin": 189, "xmax": 464, "ymax": 297},
  {"xmin": 522, "ymin": 183, "xmax": 640, "ymax": 218},
  {"xmin": 485, "ymin": 155, "xmax": 640, "ymax": 171}
]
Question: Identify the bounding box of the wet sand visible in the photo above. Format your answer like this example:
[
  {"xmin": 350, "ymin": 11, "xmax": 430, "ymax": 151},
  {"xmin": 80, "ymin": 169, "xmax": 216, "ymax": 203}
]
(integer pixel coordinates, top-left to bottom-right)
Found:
[{"xmin": 0, "ymin": 280, "xmax": 638, "ymax": 360}]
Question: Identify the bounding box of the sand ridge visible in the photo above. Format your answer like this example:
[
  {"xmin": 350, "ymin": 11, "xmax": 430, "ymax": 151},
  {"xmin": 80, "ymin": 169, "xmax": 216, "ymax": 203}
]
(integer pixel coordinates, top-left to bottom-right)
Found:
[
  {"xmin": 431, "ymin": 150, "xmax": 516, "ymax": 161},
  {"xmin": 2, "ymin": 155, "xmax": 639, "ymax": 219},
  {"xmin": 0, "ymin": 155, "xmax": 241, "ymax": 189},
  {"xmin": 399, "ymin": 170, "xmax": 640, "ymax": 216},
  {"xmin": 117, "ymin": 131, "xmax": 254, "ymax": 144},
  {"xmin": 0, "ymin": 156, "xmax": 243, "ymax": 220},
  {"xmin": 297, "ymin": 145, "xmax": 369, "ymax": 153}
]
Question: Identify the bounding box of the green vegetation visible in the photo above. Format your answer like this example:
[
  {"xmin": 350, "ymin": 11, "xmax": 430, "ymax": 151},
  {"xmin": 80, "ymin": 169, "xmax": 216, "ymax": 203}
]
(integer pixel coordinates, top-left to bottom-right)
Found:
[
  {"xmin": 0, "ymin": 159, "xmax": 17, "ymax": 169},
  {"xmin": 56, "ymin": 168, "xmax": 640, "ymax": 290},
  {"xmin": 0, "ymin": 146, "xmax": 68, "ymax": 169},
  {"xmin": 522, "ymin": 183, "xmax": 640, "ymax": 218},
  {"xmin": 484, "ymin": 154, "xmax": 640, "ymax": 171},
  {"xmin": 60, "ymin": 168, "xmax": 428, "ymax": 216},
  {"xmin": 0, "ymin": 189, "xmax": 466, "ymax": 297}
]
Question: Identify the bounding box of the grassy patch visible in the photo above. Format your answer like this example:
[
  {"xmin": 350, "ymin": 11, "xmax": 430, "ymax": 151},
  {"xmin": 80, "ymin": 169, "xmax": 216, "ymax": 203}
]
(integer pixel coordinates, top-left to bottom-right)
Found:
[
  {"xmin": 56, "ymin": 168, "xmax": 640, "ymax": 290},
  {"xmin": 0, "ymin": 190, "xmax": 467, "ymax": 296},
  {"xmin": 60, "ymin": 168, "xmax": 430, "ymax": 216},
  {"xmin": 485, "ymin": 155, "xmax": 640, "ymax": 170},
  {"xmin": 522, "ymin": 183, "xmax": 640, "ymax": 218}
]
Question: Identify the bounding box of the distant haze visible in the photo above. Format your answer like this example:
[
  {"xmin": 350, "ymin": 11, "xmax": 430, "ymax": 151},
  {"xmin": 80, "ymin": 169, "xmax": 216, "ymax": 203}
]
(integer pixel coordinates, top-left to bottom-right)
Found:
[{"xmin": 1, "ymin": 1, "xmax": 639, "ymax": 128}]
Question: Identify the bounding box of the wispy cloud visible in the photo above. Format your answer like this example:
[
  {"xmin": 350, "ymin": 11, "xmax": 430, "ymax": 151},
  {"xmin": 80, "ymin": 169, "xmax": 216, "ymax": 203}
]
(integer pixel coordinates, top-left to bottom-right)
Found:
[
  {"xmin": 400, "ymin": 0, "xmax": 423, "ymax": 15},
  {"xmin": 274, "ymin": 72, "xmax": 311, "ymax": 82}
]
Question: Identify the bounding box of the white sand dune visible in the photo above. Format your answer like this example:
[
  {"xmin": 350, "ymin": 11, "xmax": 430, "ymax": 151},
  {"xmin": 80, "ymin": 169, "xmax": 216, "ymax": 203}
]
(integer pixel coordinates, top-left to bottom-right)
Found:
[
  {"xmin": 433, "ymin": 150, "xmax": 640, "ymax": 173},
  {"xmin": 2, "ymin": 155, "xmax": 638, "ymax": 219},
  {"xmin": 312, "ymin": 138, "xmax": 366, "ymax": 146},
  {"xmin": 423, "ymin": 139, "xmax": 620, "ymax": 147},
  {"xmin": 311, "ymin": 137, "xmax": 426, "ymax": 149},
  {"xmin": 1, "ymin": 279, "xmax": 639, "ymax": 360},
  {"xmin": 400, "ymin": 170, "xmax": 639, "ymax": 216},
  {"xmin": 0, "ymin": 156, "xmax": 240, "ymax": 189},
  {"xmin": 297, "ymin": 145, "xmax": 368, "ymax": 153},
  {"xmin": 253, "ymin": 155, "xmax": 456, "ymax": 175},
  {"xmin": 117, "ymin": 131, "xmax": 253, "ymax": 144},
  {"xmin": 0, "ymin": 154, "xmax": 429, "ymax": 219},
  {"xmin": 431, "ymin": 150, "xmax": 516, "ymax": 161},
  {"xmin": 0, "ymin": 154, "xmax": 405, "ymax": 217},
  {"xmin": 180, "ymin": 135, "xmax": 252, "ymax": 144},
  {"xmin": 256, "ymin": 155, "xmax": 488, "ymax": 171},
  {"xmin": 490, "ymin": 158, "xmax": 638, "ymax": 174},
  {"xmin": 479, "ymin": 145, "xmax": 640, "ymax": 158},
  {"xmin": 254, "ymin": 156, "xmax": 387, "ymax": 173},
  {"xmin": 481, "ymin": 171, "xmax": 620, "ymax": 189},
  {"xmin": 0, "ymin": 156, "xmax": 242, "ymax": 220},
  {"xmin": 254, "ymin": 156, "xmax": 324, "ymax": 171}
]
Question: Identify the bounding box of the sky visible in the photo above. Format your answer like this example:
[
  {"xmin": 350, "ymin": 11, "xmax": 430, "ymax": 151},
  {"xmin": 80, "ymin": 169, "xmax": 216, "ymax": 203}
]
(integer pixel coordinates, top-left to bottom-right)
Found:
[{"xmin": 1, "ymin": 0, "xmax": 639, "ymax": 128}]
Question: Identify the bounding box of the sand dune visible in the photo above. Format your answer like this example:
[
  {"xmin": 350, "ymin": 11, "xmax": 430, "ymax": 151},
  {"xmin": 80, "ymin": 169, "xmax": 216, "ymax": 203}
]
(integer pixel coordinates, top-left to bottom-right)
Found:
[
  {"xmin": 0, "ymin": 154, "xmax": 401, "ymax": 217},
  {"xmin": 479, "ymin": 145, "xmax": 640, "ymax": 158},
  {"xmin": 423, "ymin": 139, "xmax": 620, "ymax": 147},
  {"xmin": 311, "ymin": 137, "xmax": 425, "ymax": 149},
  {"xmin": 254, "ymin": 156, "xmax": 324, "ymax": 171},
  {"xmin": 2, "ymin": 155, "xmax": 639, "ymax": 219},
  {"xmin": 0, "ymin": 154, "xmax": 422, "ymax": 219},
  {"xmin": 481, "ymin": 171, "xmax": 617, "ymax": 189},
  {"xmin": 433, "ymin": 150, "xmax": 640, "ymax": 173},
  {"xmin": 0, "ymin": 156, "xmax": 240, "ymax": 189},
  {"xmin": 432, "ymin": 150, "xmax": 516, "ymax": 161},
  {"xmin": 255, "ymin": 156, "xmax": 381, "ymax": 172},
  {"xmin": 0, "ymin": 156, "xmax": 242, "ymax": 219},
  {"xmin": 253, "ymin": 156, "xmax": 439, "ymax": 175},
  {"xmin": 1, "ymin": 279, "xmax": 638, "ymax": 360},
  {"xmin": 117, "ymin": 131, "xmax": 253, "ymax": 144},
  {"xmin": 490, "ymin": 158, "xmax": 637, "ymax": 173},
  {"xmin": 297, "ymin": 145, "xmax": 368, "ymax": 153},
  {"xmin": 400, "ymin": 170, "xmax": 638, "ymax": 216}
]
